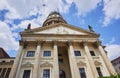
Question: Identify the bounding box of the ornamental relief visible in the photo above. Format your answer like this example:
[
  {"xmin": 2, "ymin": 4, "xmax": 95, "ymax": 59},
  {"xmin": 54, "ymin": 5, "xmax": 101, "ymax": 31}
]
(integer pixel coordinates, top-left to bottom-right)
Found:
[
  {"xmin": 77, "ymin": 61, "xmax": 86, "ymax": 66},
  {"xmin": 94, "ymin": 61, "xmax": 102, "ymax": 66},
  {"xmin": 22, "ymin": 62, "xmax": 34, "ymax": 67},
  {"xmin": 40, "ymin": 62, "xmax": 53, "ymax": 67}
]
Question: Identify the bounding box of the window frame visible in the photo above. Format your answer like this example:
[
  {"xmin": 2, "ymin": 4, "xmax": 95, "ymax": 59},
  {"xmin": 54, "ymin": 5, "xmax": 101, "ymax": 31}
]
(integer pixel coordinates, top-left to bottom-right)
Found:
[
  {"xmin": 26, "ymin": 51, "xmax": 35, "ymax": 57},
  {"xmin": 90, "ymin": 51, "xmax": 95, "ymax": 56},
  {"xmin": 74, "ymin": 51, "xmax": 81, "ymax": 56},
  {"xmin": 96, "ymin": 67, "xmax": 103, "ymax": 77},
  {"xmin": 79, "ymin": 67, "xmax": 87, "ymax": 78},
  {"xmin": 42, "ymin": 68, "xmax": 51, "ymax": 78},
  {"xmin": 23, "ymin": 70, "xmax": 31, "ymax": 78},
  {"xmin": 58, "ymin": 59, "xmax": 63, "ymax": 64},
  {"xmin": 43, "ymin": 51, "xmax": 51, "ymax": 57}
]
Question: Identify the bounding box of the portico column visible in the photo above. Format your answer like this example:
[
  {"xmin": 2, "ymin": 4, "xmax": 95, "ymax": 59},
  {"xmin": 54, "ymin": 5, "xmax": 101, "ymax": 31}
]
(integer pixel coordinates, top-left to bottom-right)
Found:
[
  {"xmin": 83, "ymin": 42, "xmax": 98, "ymax": 78},
  {"xmin": 9, "ymin": 40, "xmax": 24, "ymax": 78},
  {"xmin": 68, "ymin": 41, "xmax": 80, "ymax": 78},
  {"xmin": 32, "ymin": 41, "xmax": 42, "ymax": 78},
  {"xmin": 53, "ymin": 41, "xmax": 59, "ymax": 78},
  {"xmin": 96, "ymin": 41, "xmax": 116, "ymax": 75}
]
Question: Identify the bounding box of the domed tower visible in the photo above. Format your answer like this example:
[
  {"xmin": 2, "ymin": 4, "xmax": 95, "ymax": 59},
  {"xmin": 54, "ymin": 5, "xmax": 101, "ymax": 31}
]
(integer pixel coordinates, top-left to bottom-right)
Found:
[{"xmin": 42, "ymin": 11, "xmax": 67, "ymax": 27}]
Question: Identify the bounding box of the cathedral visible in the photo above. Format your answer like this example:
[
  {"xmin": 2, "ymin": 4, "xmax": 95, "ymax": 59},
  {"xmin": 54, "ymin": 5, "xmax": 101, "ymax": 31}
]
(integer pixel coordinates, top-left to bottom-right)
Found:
[{"xmin": 9, "ymin": 11, "xmax": 116, "ymax": 78}]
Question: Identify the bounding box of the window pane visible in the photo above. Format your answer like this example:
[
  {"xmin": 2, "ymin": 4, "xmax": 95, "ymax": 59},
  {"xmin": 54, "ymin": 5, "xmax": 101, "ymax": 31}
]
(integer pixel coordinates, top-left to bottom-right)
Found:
[
  {"xmin": 59, "ymin": 59, "xmax": 63, "ymax": 64},
  {"xmin": 74, "ymin": 51, "xmax": 81, "ymax": 56},
  {"xmin": 1, "ymin": 68, "xmax": 7, "ymax": 77},
  {"xmin": 79, "ymin": 68, "xmax": 86, "ymax": 78},
  {"xmin": 59, "ymin": 70, "xmax": 66, "ymax": 78},
  {"xmin": 23, "ymin": 70, "xmax": 31, "ymax": 78},
  {"xmin": 43, "ymin": 69, "xmax": 50, "ymax": 78},
  {"xmin": 43, "ymin": 51, "xmax": 51, "ymax": 56},
  {"xmin": 5, "ymin": 68, "xmax": 11, "ymax": 78},
  {"xmin": 27, "ymin": 51, "xmax": 35, "ymax": 57},
  {"xmin": 0, "ymin": 68, "xmax": 2, "ymax": 74},
  {"xmin": 90, "ymin": 51, "xmax": 95, "ymax": 56},
  {"xmin": 96, "ymin": 67, "xmax": 103, "ymax": 77}
]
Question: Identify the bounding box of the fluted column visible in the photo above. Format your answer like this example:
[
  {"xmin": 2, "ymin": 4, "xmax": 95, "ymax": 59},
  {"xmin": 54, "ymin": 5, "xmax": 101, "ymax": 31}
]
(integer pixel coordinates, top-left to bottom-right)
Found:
[
  {"xmin": 96, "ymin": 41, "xmax": 116, "ymax": 75},
  {"xmin": 68, "ymin": 41, "xmax": 80, "ymax": 78},
  {"xmin": 32, "ymin": 41, "xmax": 42, "ymax": 78},
  {"xmin": 9, "ymin": 41, "xmax": 24, "ymax": 78},
  {"xmin": 83, "ymin": 42, "xmax": 98, "ymax": 78},
  {"xmin": 53, "ymin": 41, "xmax": 59, "ymax": 78}
]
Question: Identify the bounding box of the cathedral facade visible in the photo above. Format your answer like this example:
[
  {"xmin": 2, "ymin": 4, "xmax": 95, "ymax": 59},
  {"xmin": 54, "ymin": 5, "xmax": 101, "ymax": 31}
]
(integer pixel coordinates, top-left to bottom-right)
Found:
[{"xmin": 9, "ymin": 11, "xmax": 116, "ymax": 78}]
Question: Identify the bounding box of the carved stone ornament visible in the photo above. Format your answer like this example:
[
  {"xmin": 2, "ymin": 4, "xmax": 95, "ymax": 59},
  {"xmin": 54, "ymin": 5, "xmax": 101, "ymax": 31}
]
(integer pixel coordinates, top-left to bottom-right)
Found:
[
  {"xmin": 77, "ymin": 61, "xmax": 86, "ymax": 66},
  {"xmin": 22, "ymin": 62, "xmax": 33, "ymax": 67},
  {"xmin": 40, "ymin": 62, "xmax": 53, "ymax": 67},
  {"xmin": 94, "ymin": 61, "xmax": 102, "ymax": 66}
]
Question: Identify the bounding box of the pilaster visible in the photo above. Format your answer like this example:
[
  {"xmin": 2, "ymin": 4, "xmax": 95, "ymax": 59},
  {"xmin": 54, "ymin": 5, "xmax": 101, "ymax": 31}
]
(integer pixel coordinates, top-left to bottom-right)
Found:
[
  {"xmin": 96, "ymin": 41, "xmax": 116, "ymax": 75},
  {"xmin": 53, "ymin": 41, "xmax": 59, "ymax": 78},
  {"xmin": 32, "ymin": 41, "xmax": 42, "ymax": 78},
  {"xmin": 9, "ymin": 40, "xmax": 25, "ymax": 78},
  {"xmin": 82, "ymin": 41, "xmax": 98, "ymax": 78},
  {"xmin": 67, "ymin": 41, "xmax": 81, "ymax": 78}
]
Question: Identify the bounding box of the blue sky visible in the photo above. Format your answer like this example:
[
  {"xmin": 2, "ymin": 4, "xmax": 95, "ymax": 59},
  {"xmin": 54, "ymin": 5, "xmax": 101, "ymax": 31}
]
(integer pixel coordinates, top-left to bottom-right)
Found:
[{"xmin": 0, "ymin": 0, "xmax": 120, "ymax": 60}]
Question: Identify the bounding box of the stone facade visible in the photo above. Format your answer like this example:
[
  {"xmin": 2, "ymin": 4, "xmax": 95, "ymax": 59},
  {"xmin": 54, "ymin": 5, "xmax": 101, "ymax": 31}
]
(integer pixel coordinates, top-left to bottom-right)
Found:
[
  {"xmin": 0, "ymin": 48, "xmax": 14, "ymax": 78},
  {"xmin": 111, "ymin": 57, "xmax": 120, "ymax": 74},
  {"xmin": 9, "ymin": 11, "xmax": 116, "ymax": 78}
]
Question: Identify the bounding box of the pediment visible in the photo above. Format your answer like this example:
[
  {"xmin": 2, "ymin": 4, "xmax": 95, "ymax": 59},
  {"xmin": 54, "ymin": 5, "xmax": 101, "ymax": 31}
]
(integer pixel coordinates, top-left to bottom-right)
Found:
[
  {"xmin": 23, "ymin": 23, "xmax": 99, "ymax": 36},
  {"xmin": 40, "ymin": 62, "xmax": 53, "ymax": 67},
  {"xmin": 22, "ymin": 62, "xmax": 33, "ymax": 67},
  {"xmin": 77, "ymin": 61, "xmax": 86, "ymax": 66},
  {"xmin": 94, "ymin": 61, "xmax": 102, "ymax": 66},
  {"xmin": 34, "ymin": 25, "xmax": 87, "ymax": 35}
]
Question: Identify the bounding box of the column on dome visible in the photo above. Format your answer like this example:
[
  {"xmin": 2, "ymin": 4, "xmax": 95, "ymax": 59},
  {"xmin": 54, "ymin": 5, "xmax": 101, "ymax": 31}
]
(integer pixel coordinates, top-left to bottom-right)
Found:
[
  {"xmin": 96, "ymin": 41, "xmax": 116, "ymax": 75},
  {"xmin": 68, "ymin": 41, "xmax": 80, "ymax": 78},
  {"xmin": 32, "ymin": 41, "xmax": 42, "ymax": 78},
  {"xmin": 9, "ymin": 40, "xmax": 25, "ymax": 78},
  {"xmin": 53, "ymin": 41, "xmax": 59, "ymax": 78},
  {"xmin": 82, "ymin": 41, "xmax": 98, "ymax": 78}
]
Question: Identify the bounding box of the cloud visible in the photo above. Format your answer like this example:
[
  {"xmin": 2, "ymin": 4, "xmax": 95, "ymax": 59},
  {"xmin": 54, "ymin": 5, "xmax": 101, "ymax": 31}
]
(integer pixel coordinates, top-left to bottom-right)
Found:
[
  {"xmin": 103, "ymin": 0, "xmax": 120, "ymax": 26},
  {"xmin": 0, "ymin": 21, "xmax": 19, "ymax": 51},
  {"xmin": 105, "ymin": 44, "xmax": 120, "ymax": 60},
  {"xmin": 66, "ymin": 0, "xmax": 101, "ymax": 16},
  {"xmin": 105, "ymin": 37, "xmax": 120, "ymax": 60}
]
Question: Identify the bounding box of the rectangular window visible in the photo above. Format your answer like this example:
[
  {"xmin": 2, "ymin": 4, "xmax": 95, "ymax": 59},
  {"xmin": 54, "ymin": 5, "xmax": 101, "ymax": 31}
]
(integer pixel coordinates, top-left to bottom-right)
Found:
[
  {"xmin": 1, "ymin": 68, "xmax": 7, "ymax": 77},
  {"xmin": 0, "ymin": 68, "xmax": 2, "ymax": 74},
  {"xmin": 96, "ymin": 67, "xmax": 103, "ymax": 77},
  {"xmin": 43, "ymin": 69, "xmax": 50, "ymax": 78},
  {"xmin": 5, "ymin": 68, "xmax": 11, "ymax": 78},
  {"xmin": 26, "ymin": 51, "xmax": 35, "ymax": 57},
  {"xmin": 43, "ymin": 51, "xmax": 51, "ymax": 57},
  {"xmin": 23, "ymin": 70, "xmax": 31, "ymax": 78},
  {"xmin": 79, "ymin": 68, "xmax": 86, "ymax": 78},
  {"xmin": 90, "ymin": 51, "xmax": 95, "ymax": 56},
  {"xmin": 74, "ymin": 51, "xmax": 81, "ymax": 56},
  {"xmin": 59, "ymin": 59, "xmax": 63, "ymax": 64}
]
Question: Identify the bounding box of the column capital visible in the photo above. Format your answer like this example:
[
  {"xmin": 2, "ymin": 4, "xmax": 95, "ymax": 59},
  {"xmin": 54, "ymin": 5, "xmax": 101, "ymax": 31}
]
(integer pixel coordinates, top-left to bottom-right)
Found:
[
  {"xmin": 67, "ymin": 40, "xmax": 73, "ymax": 46},
  {"xmin": 53, "ymin": 40, "xmax": 58, "ymax": 45},
  {"xmin": 81, "ymin": 40, "xmax": 88, "ymax": 46},
  {"xmin": 36, "ymin": 40, "xmax": 43, "ymax": 46},
  {"xmin": 19, "ymin": 40, "xmax": 27, "ymax": 48},
  {"xmin": 95, "ymin": 40, "xmax": 102, "ymax": 46}
]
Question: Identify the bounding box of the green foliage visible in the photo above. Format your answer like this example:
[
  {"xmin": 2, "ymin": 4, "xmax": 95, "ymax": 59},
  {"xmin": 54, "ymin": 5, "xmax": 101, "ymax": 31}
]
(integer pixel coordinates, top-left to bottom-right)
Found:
[{"xmin": 99, "ymin": 74, "xmax": 120, "ymax": 78}]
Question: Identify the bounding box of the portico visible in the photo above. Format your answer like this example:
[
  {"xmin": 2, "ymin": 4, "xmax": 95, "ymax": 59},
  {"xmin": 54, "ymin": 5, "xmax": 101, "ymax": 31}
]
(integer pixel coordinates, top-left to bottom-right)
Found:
[{"xmin": 9, "ymin": 11, "xmax": 116, "ymax": 78}]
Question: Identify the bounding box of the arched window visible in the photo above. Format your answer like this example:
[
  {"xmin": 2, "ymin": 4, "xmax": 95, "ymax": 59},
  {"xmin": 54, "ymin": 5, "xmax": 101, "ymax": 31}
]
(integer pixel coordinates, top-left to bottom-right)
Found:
[{"xmin": 59, "ymin": 70, "xmax": 66, "ymax": 78}]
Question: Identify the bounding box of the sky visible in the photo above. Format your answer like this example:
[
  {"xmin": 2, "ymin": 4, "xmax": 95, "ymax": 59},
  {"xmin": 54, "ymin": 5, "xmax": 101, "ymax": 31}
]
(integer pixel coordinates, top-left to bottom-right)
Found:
[{"xmin": 0, "ymin": 0, "xmax": 120, "ymax": 60}]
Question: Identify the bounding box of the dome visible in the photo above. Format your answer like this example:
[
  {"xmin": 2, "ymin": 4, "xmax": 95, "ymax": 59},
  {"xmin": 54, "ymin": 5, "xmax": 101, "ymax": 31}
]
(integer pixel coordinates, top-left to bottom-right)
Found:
[{"xmin": 42, "ymin": 11, "xmax": 67, "ymax": 27}]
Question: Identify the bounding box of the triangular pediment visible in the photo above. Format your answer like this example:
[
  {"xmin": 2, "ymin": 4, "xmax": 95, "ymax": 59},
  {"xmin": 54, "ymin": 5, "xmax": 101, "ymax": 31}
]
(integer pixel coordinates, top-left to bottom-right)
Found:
[
  {"xmin": 34, "ymin": 25, "xmax": 87, "ymax": 35},
  {"xmin": 22, "ymin": 23, "xmax": 99, "ymax": 36}
]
